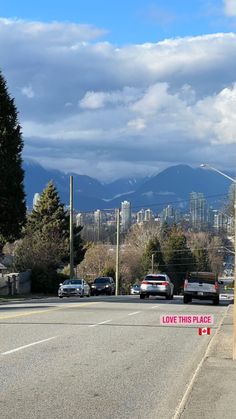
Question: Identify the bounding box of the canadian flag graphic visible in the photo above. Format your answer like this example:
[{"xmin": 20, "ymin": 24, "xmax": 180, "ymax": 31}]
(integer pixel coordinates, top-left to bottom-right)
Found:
[{"xmin": 198, "ymin": 327, "xmax": 211, "ymax": 336}]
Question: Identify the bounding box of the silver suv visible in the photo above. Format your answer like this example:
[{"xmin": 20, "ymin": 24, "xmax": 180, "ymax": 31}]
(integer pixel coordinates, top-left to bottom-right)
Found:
[
  {"xmin": 183, "ymin": 272, "xmax": 221, "ymax": 305},
  {"xmin": 140, "ymin": 274, "xmax": 174, "ymax": 300}
]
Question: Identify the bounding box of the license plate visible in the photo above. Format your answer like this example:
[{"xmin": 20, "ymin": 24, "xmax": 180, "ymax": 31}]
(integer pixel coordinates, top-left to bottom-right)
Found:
[{"xmin": 198, "ymin": 292, "xmax": 204, "ymax": 296}]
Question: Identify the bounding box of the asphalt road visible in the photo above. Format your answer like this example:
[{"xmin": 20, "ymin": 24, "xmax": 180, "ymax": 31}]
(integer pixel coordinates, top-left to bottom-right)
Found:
[{"xmin": 0, "ymin": 295, "xmax": 230, "ymax": 419}]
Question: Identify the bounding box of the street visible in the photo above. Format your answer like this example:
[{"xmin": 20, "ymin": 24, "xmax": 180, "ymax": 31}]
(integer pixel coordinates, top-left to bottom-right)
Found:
[{"xmin": 0, "ymin": 296, "xmax": 230, "ymax": 419}]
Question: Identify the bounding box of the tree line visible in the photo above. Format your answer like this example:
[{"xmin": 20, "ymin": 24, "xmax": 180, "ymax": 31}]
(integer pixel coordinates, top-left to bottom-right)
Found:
[{"xmin": 77, "ymin": 221, "xmax": 225, "ymax": 293}]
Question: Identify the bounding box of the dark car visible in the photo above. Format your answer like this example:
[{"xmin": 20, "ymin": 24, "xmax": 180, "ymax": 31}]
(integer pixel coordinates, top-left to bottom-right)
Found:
[{"xmin": 90, "ymin": 277, "xmax": 115, "ymax": 296}]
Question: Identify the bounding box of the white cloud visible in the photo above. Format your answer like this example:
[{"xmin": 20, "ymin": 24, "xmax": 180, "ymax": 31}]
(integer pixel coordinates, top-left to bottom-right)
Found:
[
  {"xmin": 224, "ymin": 0, "xmax": 236, "ymax": 16},
  {"xmin": 0, "ymin": 18, "xmax": 235, "ymax": 179},
  {"xmin": 0, "ymin": 17, "xmax": 107, "ymax": 44},
  {"xmin": 21, "ymin": 85, "xmax": 35, "ymax": 98},
  {"xmin": 127, "ymin": 118, "xmax": 146, "ymax": 131}
]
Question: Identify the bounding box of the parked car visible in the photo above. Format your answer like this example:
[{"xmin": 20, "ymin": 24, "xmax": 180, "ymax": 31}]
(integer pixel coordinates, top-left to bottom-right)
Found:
[
  {"xmin": 130, "ymin": 284, "xmax": 140, "ymax": 295},
  {"xmin": 183, "ymin": 272, "xmax": 221, "ymax": 305},
  {"xmin": 58, "ymin": 279, "xmax": 90, "ymax": 298},
  {"xmin": 140, "ymin": 274, "xmax": 174, "ymax": 299},
  {"xmin": 90, "ymin": 277, "xmax": 115, "ymax": 296}
]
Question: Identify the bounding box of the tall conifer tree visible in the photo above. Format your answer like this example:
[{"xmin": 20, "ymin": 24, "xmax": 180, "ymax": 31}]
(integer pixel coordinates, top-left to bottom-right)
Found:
[{"xmin": 0, "ymin": 72, "xmax": 26, "ymax": 249}]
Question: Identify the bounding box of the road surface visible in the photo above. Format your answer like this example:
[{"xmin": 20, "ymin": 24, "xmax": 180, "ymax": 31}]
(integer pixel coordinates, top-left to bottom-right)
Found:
[{"xmin": 0, "ymin": 295, "xmax": 230, "ymax": 419}]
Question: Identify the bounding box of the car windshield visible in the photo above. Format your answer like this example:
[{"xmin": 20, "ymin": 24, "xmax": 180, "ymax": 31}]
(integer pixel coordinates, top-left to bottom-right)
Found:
[
  {"xmin": 94, "ymin": 278, "xmax": 110, "ymax": 284},
  {"xmin": 188, "ymin": 277, "xmax": 216, "ymax": 284},
  {"xmin": 133, "ymin": 284, "xmax": 140, "ymax": 288},
  {"xmin": 145, "ymin": 275, "xmax": 166, "ymax": 281},
  {"xmin": 63, "ymin": 280, "xmax": 82, "ymax": 285},
  {"xmin": 188, "ymin": 273, "xmax": 217, "ymax": 284}
]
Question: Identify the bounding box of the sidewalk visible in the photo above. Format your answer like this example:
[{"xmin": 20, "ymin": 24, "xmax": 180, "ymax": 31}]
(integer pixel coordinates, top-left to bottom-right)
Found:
[{"xmin": 179, "ymin": 304, "xmax": 236, "ymax": 419}]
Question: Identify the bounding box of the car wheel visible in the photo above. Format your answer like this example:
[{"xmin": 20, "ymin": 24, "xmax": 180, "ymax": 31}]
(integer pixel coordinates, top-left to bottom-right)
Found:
[
  {"xmin": 171, "ymin": 293, "xmax": 174, "ymax": 300},
  {"xmin": 59, "ymin": 296, "xmax": 63, "ymax": 299},
  {"xmin": 166, "ymin": 293, "xmax": 171, "ymax": 300},
  {"xmin": 213, "ymin": 297, "xmax": 219, "ymax": 305},
  {"xmin": 183, "ymin": 295, "xmax": 190, "ymax": 304},
  {"xmin": 140, "ymin": 294, "xmax": 145, "ymax": 299}
]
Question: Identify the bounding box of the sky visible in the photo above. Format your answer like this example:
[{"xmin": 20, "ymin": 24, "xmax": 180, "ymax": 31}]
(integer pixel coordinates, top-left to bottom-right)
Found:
[{"xmin": 1, "ymin": 0, "xmax": 236, "ymax": 180}]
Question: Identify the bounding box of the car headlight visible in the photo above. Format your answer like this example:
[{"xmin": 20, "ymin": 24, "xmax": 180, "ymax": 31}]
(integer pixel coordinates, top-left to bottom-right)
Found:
[
  {"xmin": 91, "ymin": 285, "xmax": 95, "ymax": 288},
  {"xmin": 105, "ymin": 285, "xmax": 109, "ymax": 288},
  {"xmin": 76, "ymin": 288, "xmax": 81, "ymax": 291}
]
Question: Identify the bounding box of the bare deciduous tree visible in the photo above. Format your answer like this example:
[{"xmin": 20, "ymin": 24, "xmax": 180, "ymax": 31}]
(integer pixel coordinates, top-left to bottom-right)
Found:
[{"xmin": 77, "ymin": 244, "xmax": 116, "ymax": 281}]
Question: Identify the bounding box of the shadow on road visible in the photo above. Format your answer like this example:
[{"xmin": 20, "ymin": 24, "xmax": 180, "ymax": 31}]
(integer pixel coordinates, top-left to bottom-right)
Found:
[
  {"xmin": 0, "ymin": 295, "xmax": 233, "ymax": 308},
  {"xmin": 0, "ymin": 305, "xmax": 54, "ymax": 311}
]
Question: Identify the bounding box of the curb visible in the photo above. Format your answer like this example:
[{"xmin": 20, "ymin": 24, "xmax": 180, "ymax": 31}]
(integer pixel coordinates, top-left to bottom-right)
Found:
[
  {"xmin": 172, "ymin": 303, "xmax": 232, "ymax": 419},
  {"xmin": 0, "ymin": 295, "xmax": 48, "ymax": 304}
]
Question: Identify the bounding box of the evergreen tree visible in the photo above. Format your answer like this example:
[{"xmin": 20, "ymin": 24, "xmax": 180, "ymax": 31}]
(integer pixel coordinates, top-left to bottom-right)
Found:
[
  {"xmin": 27, "ymin": 181, "xmax": 66, "ymax": 238},
  {"xmin": 25, "ymin": 181, "xmax": 85, "ymax": 267},
  {"xmin": 0, "ymin": 71, "xmax": 26, "ymax": 250},
  {"xmin": 141, "ymin": 237, "xmax": 165, "ymax": 274},
  {"xmin": 192, "ymin": 247, "xmax": 210, "ymax": 272},
  {"xmin": 160, "ymin": 221, "xmax": 171, "ymax": 242},
  {"xmin": 163, "ymin": 227, "xmax": 195, "ymax": 292},
  {"xmin": 15, "ymin": 181, "xmax": 86, "ymax": 292}
]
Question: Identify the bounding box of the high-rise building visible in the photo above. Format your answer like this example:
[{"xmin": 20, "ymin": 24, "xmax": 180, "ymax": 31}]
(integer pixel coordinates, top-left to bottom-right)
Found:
[
  {"xmin": 76, "ymin": 213, "xmax": 85, "ymax": 227},
  {"xmin": 160, "ymin": 205, "xmax": 175, "ymax": 226},
  {"xmin": 137, "ymin": 209, "xmax": 145, "ymax": 224},
  {"xmin": 94, "ymin": 209, "xmax": 102, "ymax": 226},
  {"xmin": 33, "ymin": 193, "xmax": 40, "ymax": 209},
  {"xmin": 213, "ymin": 210, "xmax": 234, "ymax": 234},
  {"xmin": 121, "ymin": 200, "xmax": 131, "ymax": 231},
  {"xmin": 190, "ymin": 192, "xmax": 207, "ymax": 230},
  {"xmin": 94, "ymin": 209, "xmax": 102, "ymax": 241},
  {"xmin": 144, "ymin": 209, "xmax": 153, "ymax": 222}
]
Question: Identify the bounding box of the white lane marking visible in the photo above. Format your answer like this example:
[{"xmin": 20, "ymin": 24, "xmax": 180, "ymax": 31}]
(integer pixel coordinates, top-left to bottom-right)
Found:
[
  {"xmin": 1, "ymin": 336, "xmax": 57, "ymax": 355},
  {"xmin": 128, "ymin": 311, "xmax": 140, "ymax": 316},
  {"xmin": 0, "ymin": 301, "xmax": 100, "ymax": 320},
  {"xmin": 89, "ymin": 319, "xmax": 112, "ymax": 328},
  {"xmin": 151, "ymin": 306, "xmax": 159, "ymax": 309}
]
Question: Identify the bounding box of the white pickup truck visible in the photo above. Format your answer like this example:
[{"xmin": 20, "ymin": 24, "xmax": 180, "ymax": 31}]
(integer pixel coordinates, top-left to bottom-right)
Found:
[{"xmin": 183, "ymin": 272, "xmax": 221, "ymax": 305}]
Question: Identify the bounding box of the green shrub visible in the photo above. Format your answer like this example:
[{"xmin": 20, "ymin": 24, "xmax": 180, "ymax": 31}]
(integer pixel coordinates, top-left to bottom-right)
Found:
[{"xmin": 31, "ymin": 267, "xmax": 68, "ymax": 294}]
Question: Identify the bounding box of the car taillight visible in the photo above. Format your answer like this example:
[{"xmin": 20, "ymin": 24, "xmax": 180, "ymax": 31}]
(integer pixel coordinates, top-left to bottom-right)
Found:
[
  {"xmin": 142, "ymin": 281, "xmax": 149, "ymax": 285},
  {"xmin": 162, "ymin": 282, "xmax": 169, "ymax": 286},
  {"xmin": 214, "ymin": 282, "xmax": 219, "ymax": 291},
  {"xmin": 184, "ymin": 279, "xmax": 188, "ymax": 289}
]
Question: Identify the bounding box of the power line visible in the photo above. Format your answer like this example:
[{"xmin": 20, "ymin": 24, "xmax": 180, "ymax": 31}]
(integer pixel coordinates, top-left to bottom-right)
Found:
[{"xmin": 74, "ymin": 191, "xmax": 229, "ymax": 215}]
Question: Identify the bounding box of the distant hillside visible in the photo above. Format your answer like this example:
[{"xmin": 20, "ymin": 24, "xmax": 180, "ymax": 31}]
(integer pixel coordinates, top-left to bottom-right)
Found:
[
  {"xmin": 108, "ymin": 165, "xmax": 232, "ymax": 212},
  {"xmin": 23, "ymin": 161, "xmax": 232, "ymax": 212}
]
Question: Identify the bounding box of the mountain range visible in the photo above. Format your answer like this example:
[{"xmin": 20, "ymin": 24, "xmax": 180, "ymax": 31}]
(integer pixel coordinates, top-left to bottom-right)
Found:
[{"xmin": 23, "ymin": 161, "xmax": 233, "ymax": 213}]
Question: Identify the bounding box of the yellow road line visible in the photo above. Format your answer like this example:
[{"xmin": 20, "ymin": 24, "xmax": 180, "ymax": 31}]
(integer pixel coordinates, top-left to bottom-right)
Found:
[{"xmin": 0, "ymin": 301, "xmax": 99, "ymax": 320}]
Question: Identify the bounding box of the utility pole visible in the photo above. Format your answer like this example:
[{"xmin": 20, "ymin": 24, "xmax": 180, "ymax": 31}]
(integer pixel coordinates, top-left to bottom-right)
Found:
[
  {"xmin": 70, "ymin": 175, "xmax": 74, "ymax": 278},
  {"xmin": 151, "ymin": 253, "xmax": 155, "ymax": 274},
  {"xmin": 234, "ymin": 184, "xmax": 236, "ymax": 359},
  {"xmin": 115, "ymin": 208, "xmax": 120, "ymax": 296}
]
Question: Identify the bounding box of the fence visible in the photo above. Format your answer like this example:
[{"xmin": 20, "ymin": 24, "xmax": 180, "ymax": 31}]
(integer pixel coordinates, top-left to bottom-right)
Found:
[{"xmin": 0, "ymin": 270, "xmax": 31, "ymax": 296}]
